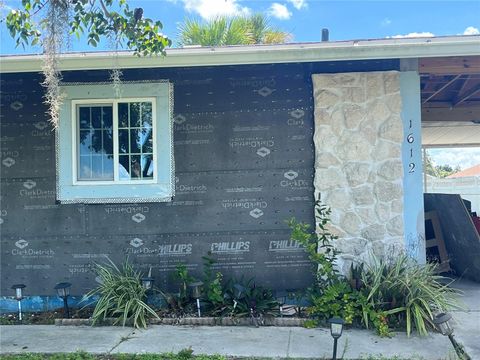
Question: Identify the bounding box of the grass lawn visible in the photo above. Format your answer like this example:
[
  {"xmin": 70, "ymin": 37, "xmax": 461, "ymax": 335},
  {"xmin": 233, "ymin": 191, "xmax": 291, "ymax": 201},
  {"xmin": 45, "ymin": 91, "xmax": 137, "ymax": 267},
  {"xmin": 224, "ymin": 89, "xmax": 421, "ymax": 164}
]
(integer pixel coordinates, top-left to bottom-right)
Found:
[{"xmin": 0, "ymin": 353, "xmax": 436, "ymax": 360}]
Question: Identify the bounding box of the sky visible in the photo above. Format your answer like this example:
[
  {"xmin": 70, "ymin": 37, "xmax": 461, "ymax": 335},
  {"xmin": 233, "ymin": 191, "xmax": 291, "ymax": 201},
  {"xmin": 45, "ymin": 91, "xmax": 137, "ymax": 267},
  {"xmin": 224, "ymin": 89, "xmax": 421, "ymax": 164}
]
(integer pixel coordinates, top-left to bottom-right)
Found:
[{"xmin": 0, "ymin": 0, "xmax": 479, "ymax": 169}]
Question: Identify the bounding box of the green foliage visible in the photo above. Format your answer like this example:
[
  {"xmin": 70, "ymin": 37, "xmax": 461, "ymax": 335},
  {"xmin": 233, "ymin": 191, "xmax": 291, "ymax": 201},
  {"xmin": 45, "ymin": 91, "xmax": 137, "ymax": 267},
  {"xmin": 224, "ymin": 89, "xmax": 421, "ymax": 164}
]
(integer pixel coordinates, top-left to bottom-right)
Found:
[
  {"xmin": 178, "ymin": 14, "xmax": 291, "ymax": 46},
  {"xmin": 289, "ymin": 196, "xmax": 446, "ymax": 337},
  {"xmin": 0, "ymin": 352, "xmax": 228, "ymax": 360},
  {"xmin": 423, "ymin": 153, "xmax": 461, "ymax": 178},
  {"xmin": 174, "ymin": 263, "xmax": 195, "ymax": 300},
  {"xmin": 202, "ymin": 253, "xmax": 224, "ymax": 308},
  {"xmin": 288, "ymin": 197, "xmax": 339, "ymax": 287},
  {"xmin": 361, "ymin": 253, "xmax": 460, "ymax": 336},
  {"xmin": 223, "ymin": 278, "xmax": 279, "ymax": 318},
  {"xmin": 5, "ymin": 0, "xmax": 171, "ymax": 55},
  {"xmin": 83, "ymin": 258, "xmax": 159, "ymax": 329}
]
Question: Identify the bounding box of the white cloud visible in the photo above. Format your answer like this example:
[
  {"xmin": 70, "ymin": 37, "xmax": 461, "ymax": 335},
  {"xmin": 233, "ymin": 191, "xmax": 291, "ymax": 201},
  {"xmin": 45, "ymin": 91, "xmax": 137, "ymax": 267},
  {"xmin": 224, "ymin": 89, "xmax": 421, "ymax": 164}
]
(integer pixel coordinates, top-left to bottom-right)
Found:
[
  {"xmin": 381, "ymin": 18, "xmax": 392, "ymax": 27},
  {"xmin": 182, "ymin": 0, "xmax": 250, "ymax": 20},
  {"xmin": 390, "ymin": 32, "xmax": 435, "ymax": 39},
  {"xmin": 463, "ymin": 26, "xmax": 480, "ymax": 35},
  {"xmin": 268, "ymin": 3, "xmax": 292, "ymax": 20},
  {"xmin": 428, "ymin": 148, "xmax": 480, "ymax": 169},
  {"xmin": 287, "ymin": 0, "xmax": 307, "ymax": 10}
]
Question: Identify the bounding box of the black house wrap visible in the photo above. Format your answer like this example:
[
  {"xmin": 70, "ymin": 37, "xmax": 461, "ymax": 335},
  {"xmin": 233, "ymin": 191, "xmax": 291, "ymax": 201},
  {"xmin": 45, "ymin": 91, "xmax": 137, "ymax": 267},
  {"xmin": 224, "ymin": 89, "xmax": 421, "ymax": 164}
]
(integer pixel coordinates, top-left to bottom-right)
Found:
[{"xmin": 0, "ymin": 60, "xmax": 399, "ymax": 296}]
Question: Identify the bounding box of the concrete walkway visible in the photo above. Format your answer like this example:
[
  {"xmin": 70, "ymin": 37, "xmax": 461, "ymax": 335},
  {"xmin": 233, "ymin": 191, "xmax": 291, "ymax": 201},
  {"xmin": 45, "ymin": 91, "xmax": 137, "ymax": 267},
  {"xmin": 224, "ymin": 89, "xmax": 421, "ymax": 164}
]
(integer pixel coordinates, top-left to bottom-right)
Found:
[{"xmin": 1, "ymin": 278, "xmax": 478, "ymax": 359}]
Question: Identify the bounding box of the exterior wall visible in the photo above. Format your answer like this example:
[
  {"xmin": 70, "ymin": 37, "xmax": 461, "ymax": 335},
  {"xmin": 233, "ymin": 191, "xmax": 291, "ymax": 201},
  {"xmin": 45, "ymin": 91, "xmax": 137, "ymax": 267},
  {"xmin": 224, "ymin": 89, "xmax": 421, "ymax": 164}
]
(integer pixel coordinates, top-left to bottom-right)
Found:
[
  {"xmin": 0, "ymin": 64, "xmax": 316, "ymax": 297},
  {"xmin": 426, "ymin": 176, "xmax": 480, "ymax": 214},
  {"xmin": 312, "ymin": 71, "xmax": 406, "ymax": 272},
  {"xmin": 1, "ymin": 59, "xmax": 400, "ymax": 304}
]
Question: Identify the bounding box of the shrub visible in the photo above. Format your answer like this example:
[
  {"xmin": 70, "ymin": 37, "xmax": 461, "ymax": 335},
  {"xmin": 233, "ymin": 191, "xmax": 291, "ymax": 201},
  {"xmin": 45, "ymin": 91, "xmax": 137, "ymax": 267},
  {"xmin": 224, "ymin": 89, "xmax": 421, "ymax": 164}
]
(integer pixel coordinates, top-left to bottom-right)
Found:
[
  {"xmin": 289, "ymin": 196, "xmax": 459, "ymax": 337},
  {"xmin": 84, "ymin": 258, "xmax": 159, "ymax": 328},
  {"xmin": 362, "ymin": 252, "xmax": 460, "ymax": 336},
  {"xmin": 223, "ymin": 277, "xmax": 279, "ymax": 318}
]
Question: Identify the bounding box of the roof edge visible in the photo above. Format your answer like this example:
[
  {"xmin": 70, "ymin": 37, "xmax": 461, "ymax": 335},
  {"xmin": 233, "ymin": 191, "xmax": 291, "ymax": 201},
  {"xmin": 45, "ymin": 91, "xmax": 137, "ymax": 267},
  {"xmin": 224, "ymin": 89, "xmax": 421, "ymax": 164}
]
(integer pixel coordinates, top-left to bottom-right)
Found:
[{"xmin": 1, "ymin": 35, "xmax": 479, "ymax": 73}]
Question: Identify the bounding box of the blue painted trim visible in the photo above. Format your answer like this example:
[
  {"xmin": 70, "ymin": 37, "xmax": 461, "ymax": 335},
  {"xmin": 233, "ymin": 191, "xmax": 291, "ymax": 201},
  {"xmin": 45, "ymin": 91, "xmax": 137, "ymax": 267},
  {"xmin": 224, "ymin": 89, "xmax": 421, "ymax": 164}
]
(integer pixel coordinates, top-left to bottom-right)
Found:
[
  {"xmin": 400, "ymin": 71, "xmax": 426, "ymax": 263},
  {"xmin": 0, "ymin": 296, "xmax": 90, "ymax": 313},
  {"xmin": 57, "ymin": 82, "xmax": 173, "ymax": 203},
  {"xmin": 0, "ymin": 294, "xmax": 166, "ymax": 313}
]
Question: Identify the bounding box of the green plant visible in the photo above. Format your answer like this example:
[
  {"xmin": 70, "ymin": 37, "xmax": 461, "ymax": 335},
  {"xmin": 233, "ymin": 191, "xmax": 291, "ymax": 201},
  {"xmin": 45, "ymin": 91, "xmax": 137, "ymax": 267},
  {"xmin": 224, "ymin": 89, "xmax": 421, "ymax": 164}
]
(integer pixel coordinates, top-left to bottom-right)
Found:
[
  {"xmin": 349, "ymin": 262, "xmax": 365, "ymax": 290},
  {"xmin": 202, "ymin": 253, "xmax": 224, "ymax": 308},
  {"xmin": 83, "ymin": 258, "xmax": 159, "ymax": 328},
  {"xmin": 288, "ymin": 196, "xmax": 340, "ymax": 287},
  {"xmin": 174, "ymin": 263, "xmax": 195, "ymax": 300},
  {"xmin": 178, "ymin": 14, "xmax": 291, "ymax": 46},
  {"xmin": 362, "ymin": 252, "xmax": 460, "ymax": 336},
  {"xmin": 223, "ymin": 278, "xmax": 279, "ymax": 318}
]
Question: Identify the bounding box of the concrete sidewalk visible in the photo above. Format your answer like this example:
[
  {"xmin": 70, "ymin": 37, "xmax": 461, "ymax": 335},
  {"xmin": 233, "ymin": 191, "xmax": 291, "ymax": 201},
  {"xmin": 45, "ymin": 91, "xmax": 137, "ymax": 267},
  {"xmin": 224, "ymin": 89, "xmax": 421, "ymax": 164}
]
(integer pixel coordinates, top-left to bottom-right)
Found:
[{"xmin": 1, "ymin": 278, "xmax": 478, "ymax": 359}]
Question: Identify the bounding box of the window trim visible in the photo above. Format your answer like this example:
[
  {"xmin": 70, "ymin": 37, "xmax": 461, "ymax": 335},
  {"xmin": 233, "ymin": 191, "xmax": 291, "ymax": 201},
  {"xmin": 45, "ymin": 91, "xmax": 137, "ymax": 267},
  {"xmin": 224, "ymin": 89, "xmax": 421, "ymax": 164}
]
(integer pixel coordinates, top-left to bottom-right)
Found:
[
  {"xmin": 71, "ymin": 97, "xmax": 158, "ymax": 186},
  {"xmin": 56, "ymin": 81, "xmax": 174, "ymax": 204}
]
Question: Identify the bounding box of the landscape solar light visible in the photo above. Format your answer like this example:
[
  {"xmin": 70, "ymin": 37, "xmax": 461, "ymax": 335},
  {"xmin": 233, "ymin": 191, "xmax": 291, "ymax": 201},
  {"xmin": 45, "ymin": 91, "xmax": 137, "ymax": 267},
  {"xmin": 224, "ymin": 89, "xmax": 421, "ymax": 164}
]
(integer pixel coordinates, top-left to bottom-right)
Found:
[
  {"xmin": 54, "ymin": 282, "xmax": 72, "ymax": 318},
  {"xmin": 189, "ymin": 281, "xmax": 204, "ymax": 317},
  {"xmin": 11, "ymin": 284, "xmax": 26, "ymax": 321},
  {"xmin": 141, "ymin": 276, "xmax": 155, "ymax": 291},
  {"xmin": 433, "ymin": 313, "xmax": 471, "ymax": 360},
  {"xmin": 328, "ymin": 317, "xmax": 344, "ymax": 360},
  {"xmin": 275, "ymin": 290, "xmax": 288, "ymax": 317}
]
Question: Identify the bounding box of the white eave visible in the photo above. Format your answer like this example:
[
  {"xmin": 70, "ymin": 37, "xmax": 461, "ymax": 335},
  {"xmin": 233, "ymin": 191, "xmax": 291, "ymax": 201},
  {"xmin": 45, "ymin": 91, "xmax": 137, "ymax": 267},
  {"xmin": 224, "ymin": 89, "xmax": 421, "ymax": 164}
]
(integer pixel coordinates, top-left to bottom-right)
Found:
[{"xmin": 1, "ymin": 35, "xmax": 479, "ymax": 73}]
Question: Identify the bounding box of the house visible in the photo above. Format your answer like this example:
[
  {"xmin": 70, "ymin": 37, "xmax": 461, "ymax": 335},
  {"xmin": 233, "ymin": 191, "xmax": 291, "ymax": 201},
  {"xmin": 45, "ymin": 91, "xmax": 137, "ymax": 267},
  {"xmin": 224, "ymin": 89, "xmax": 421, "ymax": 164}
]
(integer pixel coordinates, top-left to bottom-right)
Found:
[
  {"xmin": 1, "ymin": 35, "xmax": 479, "ymax": 307},
  {"xmin": 447, "ymin": 164, "xmax": 480, "ymax": 178}
]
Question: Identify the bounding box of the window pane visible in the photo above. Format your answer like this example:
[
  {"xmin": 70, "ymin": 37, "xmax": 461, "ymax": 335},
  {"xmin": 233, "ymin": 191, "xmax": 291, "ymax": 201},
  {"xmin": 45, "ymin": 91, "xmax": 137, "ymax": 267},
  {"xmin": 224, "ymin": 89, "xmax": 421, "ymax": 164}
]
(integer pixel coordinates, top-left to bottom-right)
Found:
[
  {"xmin": 103, "ymin": 129, "xmax": 113, "ymax": 155},
  {"xmin": 77, "ymin": 105, "xmax": 113, "ymax": 181},
  {"xmin": 79, "ymin": 130, "xmax": 92, "ymax": 156},
  {"xmin": 78, "ymin": 156, "xmax": 91, "ymax": 179},
  {"xmin": 79, "ymin": 107, "xmax": 90, "ymax": 129},
  {"xmin": 130, "ymin": 155, "xmax": 141, "ymax": 179},
  {"xmin": 130, "ymin": 129, "xmax": 142, "ymax": 153},
  {"xmin": 130, "ymin": 103, "xmax": 141, "ymax": 127},
  {"xmin": 117, "ymin": 101, "xmax": 154, "ymax": 181},
  {"xmin": 141, "ymin": 154, "xmax": 154, "ymax": 179},
  {"xmin": 118, "ymin": 129, "xmax": 129, "ymax": 154},
  {"xmin": 102, "ymin": 106, "xmax": 113, "ymax": 129},
  {"xmin": 141, "ymin": 102, "xmax": 153, "ymax": 128},
  {"xmin": 142, "ymin": 131, "xmax": 153, "ymax": 153},
  {"xmin": 119, "ymin": 155, "xmax": 130, "ymax": 180},
  {"xmin": 91, "ymin": 107, "xmax": 102, "ymax": 128},
  {"xmin": 118, "ymin": 103, "xmax": 129, "ymax": 128}
]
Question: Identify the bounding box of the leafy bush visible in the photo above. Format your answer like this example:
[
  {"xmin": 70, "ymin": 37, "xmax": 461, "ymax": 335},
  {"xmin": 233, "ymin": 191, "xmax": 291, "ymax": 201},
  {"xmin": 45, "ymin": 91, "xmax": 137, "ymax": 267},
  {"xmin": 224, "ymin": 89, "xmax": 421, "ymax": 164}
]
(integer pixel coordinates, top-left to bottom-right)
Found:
[
  {"xmin": 84, "ymin": 258, "xmax": 159, "ymax": 328},
  {"xmin": 288, "ymin": 196, "xmax": 339, "ymax": 287},
  {"xmin": 362, "ymin": 253, "xmax": 460, "ymax": 336},
  {"xmin": 201, "ymin": 254, "xmax": 225, "ymax": 310},
  {"xmin": 289, "ymin": 197, "xmax": 459, "ymax": 337},
  {"xmin": 223, "ymin": 277, "xmax": 279, "ymax": 318}
]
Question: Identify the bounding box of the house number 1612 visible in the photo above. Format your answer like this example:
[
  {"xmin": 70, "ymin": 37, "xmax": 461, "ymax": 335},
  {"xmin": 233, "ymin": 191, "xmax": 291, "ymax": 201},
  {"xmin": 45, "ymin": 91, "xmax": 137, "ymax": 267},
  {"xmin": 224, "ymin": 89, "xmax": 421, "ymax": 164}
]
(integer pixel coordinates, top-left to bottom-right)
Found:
[{"xmin": 407, "ymin": 119, "xmax": 415, "ymax": 173}]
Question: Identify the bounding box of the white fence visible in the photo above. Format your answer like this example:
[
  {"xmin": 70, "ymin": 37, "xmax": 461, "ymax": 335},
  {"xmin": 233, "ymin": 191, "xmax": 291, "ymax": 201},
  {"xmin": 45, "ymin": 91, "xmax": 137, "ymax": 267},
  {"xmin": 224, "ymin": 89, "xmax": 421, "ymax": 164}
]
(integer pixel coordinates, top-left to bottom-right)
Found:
[{"xmin": 425, "ymin": 176, "xmax": 480, "ymax": 214}]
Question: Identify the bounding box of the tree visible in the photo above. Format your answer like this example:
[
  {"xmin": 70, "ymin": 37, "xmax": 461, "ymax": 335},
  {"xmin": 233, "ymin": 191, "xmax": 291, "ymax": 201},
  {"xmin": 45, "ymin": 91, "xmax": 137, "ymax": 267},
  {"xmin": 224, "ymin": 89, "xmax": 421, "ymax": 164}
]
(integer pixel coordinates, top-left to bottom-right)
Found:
[
  {"xmin": 178, "ymin": 14, "xmax": 291, "ymax": 47},
  {"xmin": 5, "ymin": 0, "xmax": 171, "ymax": 127},
  {"xmin": 423, "ymin": 154, "xmax": 461, "ymax": 178}
]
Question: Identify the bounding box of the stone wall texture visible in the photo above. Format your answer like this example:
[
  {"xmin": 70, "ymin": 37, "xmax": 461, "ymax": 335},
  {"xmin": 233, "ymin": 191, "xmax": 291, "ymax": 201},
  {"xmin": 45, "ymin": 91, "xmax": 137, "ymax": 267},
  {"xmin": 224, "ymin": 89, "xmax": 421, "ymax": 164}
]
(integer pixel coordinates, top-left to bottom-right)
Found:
[{"xmin": 312, "ymin": 71, "xmax": 405, "ymax": 273}]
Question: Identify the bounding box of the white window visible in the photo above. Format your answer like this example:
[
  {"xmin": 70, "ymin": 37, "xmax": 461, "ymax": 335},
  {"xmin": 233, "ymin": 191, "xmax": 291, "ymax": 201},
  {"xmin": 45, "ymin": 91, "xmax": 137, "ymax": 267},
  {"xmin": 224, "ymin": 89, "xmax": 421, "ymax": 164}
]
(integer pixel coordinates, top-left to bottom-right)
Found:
[{"xmin": 57, "ymin": 82, "xmax": 173, "ymax": 203}]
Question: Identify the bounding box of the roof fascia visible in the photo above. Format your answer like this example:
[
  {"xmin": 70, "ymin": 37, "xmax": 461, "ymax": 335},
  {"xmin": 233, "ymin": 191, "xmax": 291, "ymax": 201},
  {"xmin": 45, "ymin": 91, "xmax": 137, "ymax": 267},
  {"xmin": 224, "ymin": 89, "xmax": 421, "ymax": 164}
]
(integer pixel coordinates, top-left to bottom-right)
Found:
[{"xmin": 1, "ymin": 36, "xmax": 479, "ymax": 73}]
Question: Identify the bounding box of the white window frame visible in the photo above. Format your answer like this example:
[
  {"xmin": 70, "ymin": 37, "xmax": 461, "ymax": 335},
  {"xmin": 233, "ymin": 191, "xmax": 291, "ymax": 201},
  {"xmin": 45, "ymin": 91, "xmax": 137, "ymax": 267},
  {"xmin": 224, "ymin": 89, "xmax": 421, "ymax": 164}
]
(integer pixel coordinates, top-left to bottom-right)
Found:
[
  {"xmin": 56, "ymin": 81, "xmax": 174, "ymax": 204},
  {"xmin": 71, "ymin": 98, "xmax": 158, "ymax": 186}
]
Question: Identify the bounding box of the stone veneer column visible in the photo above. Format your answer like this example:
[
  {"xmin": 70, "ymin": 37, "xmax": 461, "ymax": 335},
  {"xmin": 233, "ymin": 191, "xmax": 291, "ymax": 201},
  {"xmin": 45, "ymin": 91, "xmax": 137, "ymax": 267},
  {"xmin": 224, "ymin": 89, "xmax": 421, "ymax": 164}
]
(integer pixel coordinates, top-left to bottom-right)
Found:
[{"xmin": 312, "ymin": 71, "xmax": 405, "ymax": 273}]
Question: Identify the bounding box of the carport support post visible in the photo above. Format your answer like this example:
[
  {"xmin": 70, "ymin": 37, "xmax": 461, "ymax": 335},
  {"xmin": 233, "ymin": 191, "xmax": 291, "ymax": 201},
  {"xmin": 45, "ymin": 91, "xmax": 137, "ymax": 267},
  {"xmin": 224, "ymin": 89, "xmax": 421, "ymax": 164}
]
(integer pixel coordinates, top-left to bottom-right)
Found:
[{"xmin": 400, "ymin": 59, "xmax": 426, "ymax": 263}]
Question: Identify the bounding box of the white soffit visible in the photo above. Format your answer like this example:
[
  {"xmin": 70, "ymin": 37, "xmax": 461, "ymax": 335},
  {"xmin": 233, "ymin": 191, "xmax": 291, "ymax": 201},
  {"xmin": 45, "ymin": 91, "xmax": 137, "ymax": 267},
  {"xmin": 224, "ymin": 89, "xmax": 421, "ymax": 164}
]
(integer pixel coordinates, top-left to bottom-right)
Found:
[{"xmin": 422, "ymin": 121, "xmax": 480, "ymax": 147}]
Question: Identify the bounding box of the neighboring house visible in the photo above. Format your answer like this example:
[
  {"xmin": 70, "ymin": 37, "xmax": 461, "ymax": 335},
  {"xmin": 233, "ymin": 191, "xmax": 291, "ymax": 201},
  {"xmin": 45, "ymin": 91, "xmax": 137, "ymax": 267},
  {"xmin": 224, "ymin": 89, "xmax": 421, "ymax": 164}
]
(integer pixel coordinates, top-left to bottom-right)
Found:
[
  {"xmin": 447, "ymin": 164, "xmax": 480, "ymax": 178},
  {"xmin": 1, "ymin": 35, "xmax": 479, "ymax": 305},
  {"xmin": 426, "ymin": 164, "xmax": 480, "ymax": 213}
]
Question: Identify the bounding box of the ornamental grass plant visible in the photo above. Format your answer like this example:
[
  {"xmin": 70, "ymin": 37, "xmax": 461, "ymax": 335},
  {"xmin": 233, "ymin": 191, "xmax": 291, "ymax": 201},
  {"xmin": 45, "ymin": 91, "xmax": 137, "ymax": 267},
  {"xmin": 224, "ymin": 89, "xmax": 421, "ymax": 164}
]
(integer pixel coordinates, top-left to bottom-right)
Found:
[
  {"xmin": 84, "ymin": 258, "xmax": 159, "ymax": 329},
  {"xmin": 361, "ymin": 252, "xmax": 461, "ymax": 336}
]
